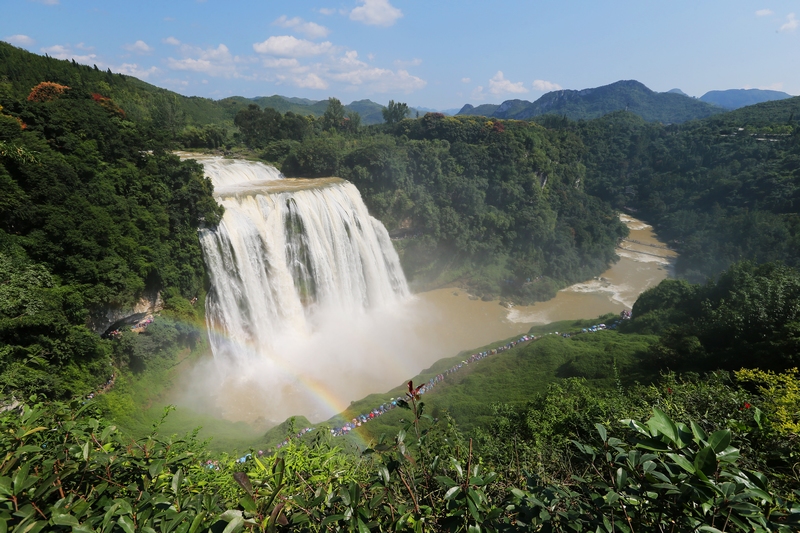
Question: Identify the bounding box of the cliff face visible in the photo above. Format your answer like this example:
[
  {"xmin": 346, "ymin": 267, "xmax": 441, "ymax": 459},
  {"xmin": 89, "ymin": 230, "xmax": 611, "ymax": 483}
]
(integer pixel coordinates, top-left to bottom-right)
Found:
[{"xmin": 88, "ymin": 288, "xmax": 163, "ymax": 334}]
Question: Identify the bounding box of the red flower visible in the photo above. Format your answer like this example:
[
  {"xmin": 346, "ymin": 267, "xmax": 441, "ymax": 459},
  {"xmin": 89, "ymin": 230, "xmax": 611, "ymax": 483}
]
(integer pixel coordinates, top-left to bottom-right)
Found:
[{"xmin": 744, "ymin": 402, "xmax": 751, "ymax": 409}]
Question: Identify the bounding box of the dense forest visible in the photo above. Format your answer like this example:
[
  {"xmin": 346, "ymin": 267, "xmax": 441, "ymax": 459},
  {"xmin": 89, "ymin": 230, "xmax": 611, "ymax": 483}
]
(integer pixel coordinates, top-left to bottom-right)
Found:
[
  {"xmin": 546, "ymin": 99, "xmax": 800, "ymax": 282},
  {"xmin": 0, "ymin": 50, "xmax": 222, "ymax": 400}
]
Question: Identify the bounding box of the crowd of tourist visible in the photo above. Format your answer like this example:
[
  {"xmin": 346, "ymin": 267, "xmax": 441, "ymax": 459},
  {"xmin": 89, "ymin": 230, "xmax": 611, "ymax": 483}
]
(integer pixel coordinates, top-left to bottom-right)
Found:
[{"xmin": 262, "ymin": 333, "xmax": 537, "ymax": 452}]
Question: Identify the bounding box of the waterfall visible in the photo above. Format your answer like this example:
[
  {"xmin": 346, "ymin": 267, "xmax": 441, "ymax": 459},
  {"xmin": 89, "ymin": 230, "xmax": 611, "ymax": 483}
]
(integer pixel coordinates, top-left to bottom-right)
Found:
[{"xmin": 193, "ymin": 157, "xmax": 411, "ymax": 422}]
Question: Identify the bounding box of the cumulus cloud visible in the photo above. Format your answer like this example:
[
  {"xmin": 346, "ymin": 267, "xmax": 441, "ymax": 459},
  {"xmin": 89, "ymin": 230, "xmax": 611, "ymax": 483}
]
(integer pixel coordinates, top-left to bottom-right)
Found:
[
  {"xmin": 164, "ymin": 36, "xmax": 181, "ymax": 46},
  {"xmin": 350, "ymin": 0, "xmax": 403, "ymax": 27},
  {"xmin": 261, "ymin": 57, "xmax": 301, "ymax": 69},
  {"xmin": 756, "ymin": 9, "xmax": 773, "ymax": 17},
  {"xmin": 273, "ymin": 16, "xmax": 330, "ymax": 39},
  {"xmin": 4, "ymin": 34, "xmax": 35, "ymax": 46},
  {"xmin": 318, "ymin": 8, "xmax": 336, "ymax": 15},
  {"xmin": 167, "ymin": 43, "xmax": 246, "ymax": 78},
  {"xmin": 471, "ymin": 86, "xmax": 486, "ymax": 100},
  {"xmin": 744, "ymin": 82, "xmax": 784, "ymax": 91},
  {"xmin": 116, "ymin": 63, "xmax": 160, "ymax": 79},
  {"xmin": 40, "ymin": 44, "xmax": 99, "ymax": 65},
  {"xmin": 488, "ymin": 71, "xmax": 528, "ymax": 95},
  {"xmin": 123, "ymin": 40, "xmax": 154, "ymax": 54},
  {"xmin": 253, "ymin": 35, "xmax": 334, "ymax": 57},
  {"xmin": 393, "ymin": 58, "xmax": 422, "ymax": 68},
  {"xmin": 779, "ymin": 13, "xmax": 798, "ymax": 32},
  {"xmin": 461, "ymin": 77, "xmax": 471, "ymax": 84},
  {"xmin": 532, "ymin": 79, "xmax": 562, "ymax": 92}
]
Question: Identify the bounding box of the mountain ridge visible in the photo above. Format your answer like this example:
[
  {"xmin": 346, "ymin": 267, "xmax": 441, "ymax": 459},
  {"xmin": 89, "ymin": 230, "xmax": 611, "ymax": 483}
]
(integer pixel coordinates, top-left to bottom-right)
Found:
[{"xmin": 458, "ymin": 79, "xmax": 724, "ymax": 123}]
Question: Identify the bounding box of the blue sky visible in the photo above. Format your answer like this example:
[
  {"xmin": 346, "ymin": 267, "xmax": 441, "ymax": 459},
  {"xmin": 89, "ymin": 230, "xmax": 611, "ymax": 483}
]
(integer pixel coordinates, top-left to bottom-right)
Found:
[{"xmin": 3, "ymin": 0, "xmax": 799, "ymax": 110}]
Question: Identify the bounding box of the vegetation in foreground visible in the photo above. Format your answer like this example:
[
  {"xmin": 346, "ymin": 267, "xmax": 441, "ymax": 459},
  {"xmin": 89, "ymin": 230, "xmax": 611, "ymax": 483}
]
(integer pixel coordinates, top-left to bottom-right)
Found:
[{"xmin": 3, "ymin": 261, "xmax": 800, "ymax": 531}]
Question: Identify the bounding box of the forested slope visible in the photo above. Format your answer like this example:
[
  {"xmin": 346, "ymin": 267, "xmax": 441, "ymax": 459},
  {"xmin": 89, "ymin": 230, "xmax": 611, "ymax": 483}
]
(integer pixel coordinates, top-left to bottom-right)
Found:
[
  {"xmin": 0, "ymin": 64, "xmax": 222, "ymax": 399},
  {"xmin": 549, "ymin": 97, "xmax": 800, "ymax": 281}
]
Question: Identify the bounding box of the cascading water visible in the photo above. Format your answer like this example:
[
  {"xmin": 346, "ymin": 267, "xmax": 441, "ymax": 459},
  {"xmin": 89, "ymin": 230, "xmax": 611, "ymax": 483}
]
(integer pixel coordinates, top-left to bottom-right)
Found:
[{"xmin": 194, "ymin": 157, "xmax": 411, "ymax": 423}]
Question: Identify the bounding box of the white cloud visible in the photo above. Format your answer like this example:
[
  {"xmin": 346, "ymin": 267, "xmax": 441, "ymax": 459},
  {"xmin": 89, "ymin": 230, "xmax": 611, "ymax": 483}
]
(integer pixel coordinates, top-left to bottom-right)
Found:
[
  {"xmin": 40, "ymin": 44, "xmax": 99, "ymax": 65},
  {"xmin": 167, "ymin": 43, "xmax": 246, "ymax": 78},
  {"xmin": 532, "ymin": 79, "xmax": 562, "ymax": 92},
  {"xmin": 289, "ymin": 73, "xmax": 328, "ymax": 90},
  {"xmin": 471, "ymin": 86, "xmax": 486, "ymax": 100},
  {"xmin": 164, "ymin": 36, "xmax": 181, "ymax": 46},
  {"xmin": 488, "ymin": 71, "xmax": 528, "ymax": 95},
  {"xmin": 756, "ymin": 9, "xmax": 773, "ymax": 17},
  {"xmin": 393, "ymin": 58, "xmax": 422, "ymax": 68},
  {"xmin": 779, "ymin": 12, "xmax": 798, "ymax": 32},
  {"xmin": 262, "ymin": 57, "xmax": 300, "ymax": 69},
  {"xmin": 349, "ymin": 0, "xmax": 403, "ymax": 27},
  {"xmin": 318, "ymin": 8, "xmax": 336, "ymax": 15},
  {"xmin": 116, "ymin": 63, "xmax": 160, "ymax": 79},
  {"xmin": 123, "ymin": 40, "xmax": 154, "ymax": 54},
  {"xmin": 4, "ymin": 35, "xmax": 35, "ymax": 46},
  {"xmin": 461, "ymin": 77, "xmax": 471, "ymax": 84},
  {"xmin": 273, "ymin": 16, "xmax": 330, "ymax": 39},
  {"xmin": 253, "ymin": 35, "xmax": 333, "ymax": 57},
  {"xmin": 743, "ymin": 82, "xmax": 784, "ymax": 91}
]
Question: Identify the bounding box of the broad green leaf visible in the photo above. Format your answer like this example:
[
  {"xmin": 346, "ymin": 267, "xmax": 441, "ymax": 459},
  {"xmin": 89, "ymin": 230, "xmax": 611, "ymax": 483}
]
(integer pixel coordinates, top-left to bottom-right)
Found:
[
  {"xmin": 647, "ymin": 408, "xmax": 678, "ymax": 443},
  {"xmin": 117, "ymin": 516, "xmax": 136, "ymax": 533},
  {"xmin": 615, "ymin": 467, "xmax": 627, "ymax": 490},
  {"xmin": 149, "ymin": 459, "xmax": 166, "ymax": 479},
  {"xmin": 694, "ymin": 446, "xmax": 717, "ymax": 478},
  {"xmin": 82, "ymin": 441, "xmax": 90, "ymax": 461},
  {"xmin": 51, "ymin": 513, "xmax": 79, "ymax": 526},
  {"xmin": 188, "ymin": 512, "xmax": 206, "ymax": 533},
  {"xmin": 690, "ymin": 420, "xmax": 707, "ymax": 442},
  {"xmin": 595, "ymin": 423, "xmax": 607, "ymax": 443},
  {"xmin": 666, "ymin": 452, "xmax": 695, "ymax": 474},
  {"xmin": 171, "ymin": 468, "xmax": 184, "ymax": 496},
  {"xmin": 221, "ymin": 515, "xmax": 244, "ymax": 533},
  {"xmin": 444, "ymin": 486, "xmax": 461, "ymax": 501},
  {"xmin": 707, "ymin": 430, "xmax": 731, "ymax": 454}
]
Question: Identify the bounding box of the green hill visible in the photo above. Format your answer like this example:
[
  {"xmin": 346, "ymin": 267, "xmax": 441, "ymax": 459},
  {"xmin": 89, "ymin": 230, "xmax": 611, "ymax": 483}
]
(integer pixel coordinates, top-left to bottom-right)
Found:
[
  {"xmin": 700, "ymin": 88, "xmax": 793, "ymax": 109},
  {"xmin": 457, "ymin": 80, "xmax": 724, "ymax": 123}
]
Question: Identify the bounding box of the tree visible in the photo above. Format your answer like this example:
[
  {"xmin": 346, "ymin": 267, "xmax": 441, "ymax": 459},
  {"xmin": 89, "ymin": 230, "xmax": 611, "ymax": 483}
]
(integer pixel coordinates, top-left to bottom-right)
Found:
[
  {"xmin": 321, "ymin": 97, "xmax": 345, "ymax": 131},
  {"xmin": 382, "ymin": 100, "xmax": 410, "ymax": 125}
]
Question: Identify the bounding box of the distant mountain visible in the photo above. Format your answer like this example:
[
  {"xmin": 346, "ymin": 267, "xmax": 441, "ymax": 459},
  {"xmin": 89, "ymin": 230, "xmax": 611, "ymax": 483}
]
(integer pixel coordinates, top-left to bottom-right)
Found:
[
  {"xmin": 667, "ymin": 88, "xmax": 689, "ymax": 97},
  {"xmin": 457, "ymin": 103, "xmax": 500, "ymax": 116},
  {"xmin": 457, "ymin": 80, "xmax": 725, "ymax": 124},
  {"xmin": 699, "ymin": 88, "xmax": 793, "ymax": 110},
  {"xmin": 704, "ymin": 95, "xmax": 800, "ymax": 126}
]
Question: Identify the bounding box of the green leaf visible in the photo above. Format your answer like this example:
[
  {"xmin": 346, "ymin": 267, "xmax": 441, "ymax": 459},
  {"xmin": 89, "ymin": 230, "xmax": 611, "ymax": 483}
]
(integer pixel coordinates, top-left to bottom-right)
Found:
[
  {"xmin": 171, "ymin": 468, "xmax": 184, "ymax": 496},
  {"xmin": 615, "ymin": 467, "xmax": 627, "ymax": 490},
  {"xmin": 694, "ymin": 446, "xmax": 717, "ymax": 478},
  {"xmin": 707, "ymin": 430, "xmax": 731, "ymax": 454},
  {"xmin": 690, "ymin": 420, "xmax": 707, "ymax": 442},
  {"xmin": 595, "ymin": 423, "xmax": 607, "ymax": 443},
  {"xmin": 444, "ymin": 486, "xmax": 461, "ymax": 501},
  {"xmin": 149, "ymin": 459, "xmax": 166, "ymax": 479},
  {"xmin": 188, "ymin": 512, "xmax": 206, "ymax": 533},
  {"xmin": 51, "ymin": 513, "xmax": 79, "ymax": 526},
  {"xmin": 221, "ymin": 515, "xmax": 244, "ymax": 533},
  {"xmin": 666, "ymin": 452, "xmax": 695, "ymax": 474},
  {"xmin": 647, "ymin": 407, "xmax": 678, "ymax": 443},
  {"xmin": 82, "ymin": 440, "xmax": 90, "ymax": 461},
  {"xmin": 117, "ymin": 515, "xmax": 136, "ymax": 533}
]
